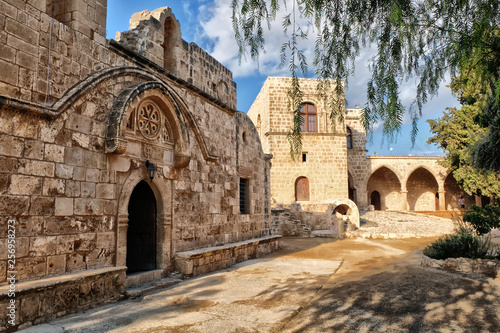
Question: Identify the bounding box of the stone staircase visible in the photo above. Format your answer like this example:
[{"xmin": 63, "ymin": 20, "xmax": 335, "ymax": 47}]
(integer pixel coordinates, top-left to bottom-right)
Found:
[{"xmin": 271, "ymin": 208, "xmax": 312, "ymax": 237}]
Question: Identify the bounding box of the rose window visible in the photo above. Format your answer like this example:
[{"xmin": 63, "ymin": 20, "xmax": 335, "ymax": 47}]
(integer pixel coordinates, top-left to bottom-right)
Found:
[{"xmin": 138, "ymin": 101, "xmax": 161, "ymax": 139}]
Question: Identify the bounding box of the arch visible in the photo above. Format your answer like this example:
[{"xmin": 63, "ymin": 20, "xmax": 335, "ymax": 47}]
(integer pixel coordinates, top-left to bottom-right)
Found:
[
  {"xmin": 116, "ymin": 168, "xmax": 172, "ymax": 270},
  {"xmin": 325, "ymin": 198, "xmax": 360, "ymax": 229},
  {"xmin": 299, "ymin": 103, "xmax": 317, "ymax": 132},
  {"xmin": 105, "ymin": 80, "xmax": 218, "ymax": 167},
  {"xmin": 346, "ymin": 126, "xmax": 352, "ymax": 149},
  {"xmin": 443, "ymin": 172, "xmax": 474, "ymax": 210},
  {"xmin": 366, "ymin": 166, "xmax": 402, "ymax": 210},
  {"xmin": 295, "ymin": 177, "xmax": 310, "ymax": 201},
  {"xmin": 406, "ymin": 167, "xmax": 439, "ymax": 211}
]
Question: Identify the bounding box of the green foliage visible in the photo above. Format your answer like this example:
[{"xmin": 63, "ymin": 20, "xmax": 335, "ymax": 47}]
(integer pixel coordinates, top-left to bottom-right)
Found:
[
  {"xmin": 463, "ymin": 202, "xmax": 500, "ymax": 235},
  {"xmin": 427, "ymin": 61, "xmax": 500, "ymax": 196},
  {"xmin": 232, "ymin": 0, "xmax": 500, "ymax": 169},
  {"xmin": 423, "ymin": 233, "xmax": 492, "ymax": 260}
]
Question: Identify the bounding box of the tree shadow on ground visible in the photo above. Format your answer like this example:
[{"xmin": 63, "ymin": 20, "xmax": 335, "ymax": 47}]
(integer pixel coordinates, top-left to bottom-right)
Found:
[{"xmin": 277, "ymin": 256, "xmax": 500, "ymax": 333}]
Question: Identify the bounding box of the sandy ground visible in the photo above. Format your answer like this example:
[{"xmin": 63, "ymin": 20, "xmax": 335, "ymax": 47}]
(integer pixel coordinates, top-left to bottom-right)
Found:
[{"xmin": 20, "ymin": 235, "xmax": 500, "ymax": 333}]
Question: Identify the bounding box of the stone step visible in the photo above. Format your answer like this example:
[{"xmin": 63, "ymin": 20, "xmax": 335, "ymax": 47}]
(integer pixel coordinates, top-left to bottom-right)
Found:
[{"xmin": 124, "ymin": 277, "xmax": 183, "ymax": 299}]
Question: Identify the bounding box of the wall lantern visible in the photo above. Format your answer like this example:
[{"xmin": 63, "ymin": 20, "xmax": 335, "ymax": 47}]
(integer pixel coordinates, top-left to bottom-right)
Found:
[{"xmin": 145, "ymin": 160, "xmax": 157, "ymax": 181}]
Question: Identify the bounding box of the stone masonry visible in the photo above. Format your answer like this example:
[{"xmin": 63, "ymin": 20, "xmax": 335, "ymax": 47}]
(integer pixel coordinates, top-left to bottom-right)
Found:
[{"xmin": 0, "ymin": 2, "xmax": 279, "ymax": 330}]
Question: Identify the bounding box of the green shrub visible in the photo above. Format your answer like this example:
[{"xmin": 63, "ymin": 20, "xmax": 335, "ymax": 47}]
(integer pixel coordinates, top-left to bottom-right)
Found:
[
  {"xmin": 463, "ymin": 202, "xmax": 500, "ymax": 235},
  {"xmin": 423, "ymin": 233, "xmax": 492, "ymax": 260}
]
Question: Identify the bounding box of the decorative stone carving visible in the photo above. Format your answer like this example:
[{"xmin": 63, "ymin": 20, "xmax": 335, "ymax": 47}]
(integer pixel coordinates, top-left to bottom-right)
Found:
[{"xmin": 137, "ymin": 100, "xmax": 162, "ymax": 139}]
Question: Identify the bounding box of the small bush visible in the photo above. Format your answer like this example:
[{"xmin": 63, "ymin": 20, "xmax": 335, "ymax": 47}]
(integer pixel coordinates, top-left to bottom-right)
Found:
[
  {"xmin": 423, "ymin": 233, "xmax": 492, "ymax": 260},
  {"xmin": 463, "ymin": 202, "xmax": 500, "ymax": 235}
]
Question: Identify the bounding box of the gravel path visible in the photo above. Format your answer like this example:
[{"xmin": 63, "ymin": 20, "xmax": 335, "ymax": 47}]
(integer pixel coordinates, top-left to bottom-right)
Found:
[{"xmin": 348, "ymin": 210, "xmax": 457, "ymax": 239}]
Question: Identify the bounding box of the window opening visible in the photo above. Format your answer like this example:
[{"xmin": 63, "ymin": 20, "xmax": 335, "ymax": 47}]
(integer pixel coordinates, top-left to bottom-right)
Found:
[
  {"xmin": 346, "ymin": 126, "xmax": 352, "ymax": 149},
  {"xmin": 299, "ymin": 103, "xmax": 317, "ymax": 132},
  {"xmin": 240, "ymin": 178, "xmax": 249, "ymax": 214}
]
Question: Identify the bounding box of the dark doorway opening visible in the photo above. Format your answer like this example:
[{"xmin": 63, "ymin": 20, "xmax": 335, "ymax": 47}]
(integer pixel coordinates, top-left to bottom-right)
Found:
[
  {"xmin": 127, "ymin": 180, "xmax": 157, "ymax": 273},
  {"xmin": 371, "ymin": 191, "xmax": 381, "ymax": 210}
]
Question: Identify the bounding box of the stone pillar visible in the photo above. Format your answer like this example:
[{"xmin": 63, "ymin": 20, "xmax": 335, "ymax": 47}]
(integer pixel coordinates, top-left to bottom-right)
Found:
[
  {"xmin": 439, "ymin": 190, "xmax": 446, "ymax": 211},
  {"xmin": 401, "ymin": 191, "xmax": 409, "ymax": 210},
  {"xmin": 157, "ymin": 213, "xmax": 172, "ymax": 271},
  {"xmin": 116, "ymin": 213, "xmax": 128, "ymax": 267}
]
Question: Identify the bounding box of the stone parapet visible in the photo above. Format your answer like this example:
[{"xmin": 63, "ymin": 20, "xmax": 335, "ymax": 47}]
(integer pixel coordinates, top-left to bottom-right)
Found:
[
  {"xmin": 0, "ymin": 266, "xmax": 126, "ymax": 331},
  {"xmin": 174, "ymin": 236, "xmax": 281, "ymax": 278}
]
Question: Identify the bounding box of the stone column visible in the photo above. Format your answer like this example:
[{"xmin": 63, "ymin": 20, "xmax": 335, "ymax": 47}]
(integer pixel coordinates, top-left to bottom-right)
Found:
[
  {"xmin": 438, "ymin": 190, "xmax": 446, "ymax": 211},
  {"xmin": 157, "ymin": 213, "xmax": 172, "ymax": 271},
  {"xmin": 401, "ymin": 191, "xmax": 409, "ymax": 210},
  {"xmin": 116, "ymin": 213, "xmax": 128, "ymax": 267}
]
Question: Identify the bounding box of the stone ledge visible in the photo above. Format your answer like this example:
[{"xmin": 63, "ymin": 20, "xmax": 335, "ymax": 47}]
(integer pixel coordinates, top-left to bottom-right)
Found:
[
  {"xmin": 0, "ymin": 267, "xmax": 127, "ymax": 296},
  {"xmin": 174, "ymin": 235, "xmax": 281, "ymax": 278},
  {"xmin": 0, "ymin": 267, "xmax": 127, "ymax": 331},
  {"xmin": 421, "ymin": 256, "xmax": 500, "ymax": 278}
]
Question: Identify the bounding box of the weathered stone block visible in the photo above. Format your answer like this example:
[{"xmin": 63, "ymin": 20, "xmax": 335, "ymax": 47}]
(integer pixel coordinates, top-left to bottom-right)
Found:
[
  {"xmin": 30, "ymin": 236, "xmax": 57, "ymax": 256},
  {"xmin": 43, "ymin": 178, "xmax": 65, "ymax": 196},
  {"xmin": 29, "ymin": 196, "xmax": 55, "ymax": 215},
  {"xmin": 64, "ymin": 147, "xmax": 84, "ymax": 166},
  {"xmin": 54, "ymin": 197, "xmax": 73, "ymax": 216},
  {"xmin": 0, "ymin": 135, "xmax": 24, "ymax": 157},
  {"xmin": 23, "ymin": 140, "xmax": 44, "ymax": 160},
  {"xmin": 55, "ymin": 163, "xmax": 74, "ymax": 179},
  {"xmin": 18, "ymin": 159, "xmax": 55, "ymax": 177},
  {"xmin": 47, "ymin": 255, "xmax": 66, "ymax": 275},
  {"xmin": 74, "ymin": 198, "xmax": 103, "ymax": 215},
  {"xmin": 81, "ymin": 182, "xmax": 96, "ymax": 198},
  {"xmin": 96, "ymin": 183, "xmax": 114, "ymax": 199},
  {"xmin": 44, "ymin": 144, "xmax": 65, "ymax": 162},
  {"xmin": 9, "ymin": 175, "xmax": 41, "ymax": 195}
]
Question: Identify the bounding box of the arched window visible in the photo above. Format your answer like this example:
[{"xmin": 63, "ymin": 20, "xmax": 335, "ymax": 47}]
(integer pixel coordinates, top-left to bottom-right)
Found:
[
  {"xmin": 299, "ymin": 103, "xmax": 317, "ymax": 132},
  {"xmin": 346, "ymin": 126, "xmax": 352, "ymax": 149},
  {"xmin": 295, "ymin": 177, "xmax": 310, "ymax": 201}
]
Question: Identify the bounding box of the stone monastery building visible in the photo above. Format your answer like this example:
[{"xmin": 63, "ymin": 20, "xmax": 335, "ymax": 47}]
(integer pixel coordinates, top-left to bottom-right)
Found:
[
  {"xmin": 0, "ymin": 1, "xmax": 481, "ymax": 330},
  {"xmin": 0, "ymin": 2, "xmax": 279, "ymax": 329},
  {"xmin": 247, "ymin": 77, "xmax": 477, "ymax": 213}
]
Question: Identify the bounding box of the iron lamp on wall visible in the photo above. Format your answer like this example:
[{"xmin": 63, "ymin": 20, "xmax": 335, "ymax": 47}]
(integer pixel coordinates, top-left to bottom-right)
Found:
[{"xmin": 145, "ymin": 160, "xmax": 157, "ymax": 181}]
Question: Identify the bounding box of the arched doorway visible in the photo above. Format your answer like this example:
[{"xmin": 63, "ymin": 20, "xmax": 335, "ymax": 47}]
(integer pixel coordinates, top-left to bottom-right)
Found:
[
  {"xmin": 127, "ymin": 180, "xmax": 157, "ymax": 273},
  {"xmin": 371, "ymin": 191, "xmax": 381, "ymax": 210},
  {"xmin": 366, "ymin": 167, "xmax": 401, "ymax": 210},
  {"xmin": 295, "ymin": 177, "xmax": 310, "ymax": 201}
]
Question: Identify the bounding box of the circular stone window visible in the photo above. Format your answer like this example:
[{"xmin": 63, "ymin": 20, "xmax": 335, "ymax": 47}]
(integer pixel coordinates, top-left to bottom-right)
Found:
[{"xmin": 137, "ymin": 100, "xmax": 162, "ymax": 139}]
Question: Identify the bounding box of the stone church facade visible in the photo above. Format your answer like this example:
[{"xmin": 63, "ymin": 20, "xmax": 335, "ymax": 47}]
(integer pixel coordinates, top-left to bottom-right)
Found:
[
  {"xmin": 247, "ymin": 77, "xmax": 479, "ymax": 219},
  {"xmin": 0, "ymin": 2, "xmax": 279, "ymax": 330}
]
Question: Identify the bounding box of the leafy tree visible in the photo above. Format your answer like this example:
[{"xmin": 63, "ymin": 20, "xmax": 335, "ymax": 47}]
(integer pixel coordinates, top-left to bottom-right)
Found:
[
  {"xmin": 231, "ymin": 0, "xmax": 500, "ymax": 164},
  {"xmin": 427, "ymin": 59, "xmax": 500, "ymax": 197}
]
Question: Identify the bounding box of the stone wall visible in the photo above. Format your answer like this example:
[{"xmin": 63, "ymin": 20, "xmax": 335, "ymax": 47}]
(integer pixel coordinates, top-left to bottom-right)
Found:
[
  {"xmin": 115, "ymin": 7, "xmax": 236, "ymax": 110},
  {"xmin": 248, "ymin": 77, "xmax": 349, "ymax": 206},
  {"xmin": 0, "ymin": 3, "xmax": 274, "ymax": 329}
]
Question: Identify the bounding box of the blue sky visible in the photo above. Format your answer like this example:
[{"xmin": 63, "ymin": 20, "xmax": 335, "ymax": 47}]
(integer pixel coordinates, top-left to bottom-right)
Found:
[{"xmin": 106, "ymin": 0, "xmax": 461, "ymax": 156}]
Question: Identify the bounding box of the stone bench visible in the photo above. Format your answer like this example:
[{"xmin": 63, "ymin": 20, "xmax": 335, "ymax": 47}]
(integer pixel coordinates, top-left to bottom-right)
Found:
[
  {"xmin": 0, "ymin": 267, "xmax": 126, "ymax": 331},
  {"xmin": 174, "ymin": 235, "xmax": 281, "ymax": 277}
]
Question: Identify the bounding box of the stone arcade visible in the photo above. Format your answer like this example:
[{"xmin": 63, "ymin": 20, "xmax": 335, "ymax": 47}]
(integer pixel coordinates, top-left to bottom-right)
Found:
[
  {"xmin": 247, "ymin": 77, "xmax": 488, "ymax": 236},
  {"xmin": 0, "ymin": 2, "xmax": 279, "ymax": 330}
]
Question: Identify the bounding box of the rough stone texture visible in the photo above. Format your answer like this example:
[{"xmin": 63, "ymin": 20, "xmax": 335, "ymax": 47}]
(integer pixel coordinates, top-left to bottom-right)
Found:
[
  {"xmin": 248, "ymin": 79, "xmax": 478, "ymax": 214},
  {"xmin": 421, "ymin": 256, "xmax": 500, "ymax": 278},
  {"xmin": 0, "ymin": 3, "xmax": 273, "ymax": 330},
  {"xmin": 174, "ymin": 236, "xmax": 281, "ymax": 278},
  {"xmin": 0, "ymin": 267, "xmax": 126, "ymax": 331}
]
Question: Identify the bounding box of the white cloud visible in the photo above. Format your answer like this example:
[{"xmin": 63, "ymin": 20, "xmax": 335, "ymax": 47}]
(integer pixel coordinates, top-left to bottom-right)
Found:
[{"xmin": 198, "ymin": 0, "xmax": 317, "ymax": 78}]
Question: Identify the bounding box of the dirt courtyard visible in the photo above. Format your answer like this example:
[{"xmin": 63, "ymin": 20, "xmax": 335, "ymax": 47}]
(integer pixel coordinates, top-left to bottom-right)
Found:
[
  {"xmin": 278, "ymin": 237, "xmax": 500, "ymax": 333},
  {"xmin": 21, "ymin": 235, "xmax": 500, "ymax": 333}
]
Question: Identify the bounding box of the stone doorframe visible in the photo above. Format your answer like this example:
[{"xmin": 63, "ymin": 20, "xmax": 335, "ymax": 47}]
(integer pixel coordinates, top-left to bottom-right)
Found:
[{"xmin": 116, "ymin": 168, "xmax": 172, "ymax": 272}]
